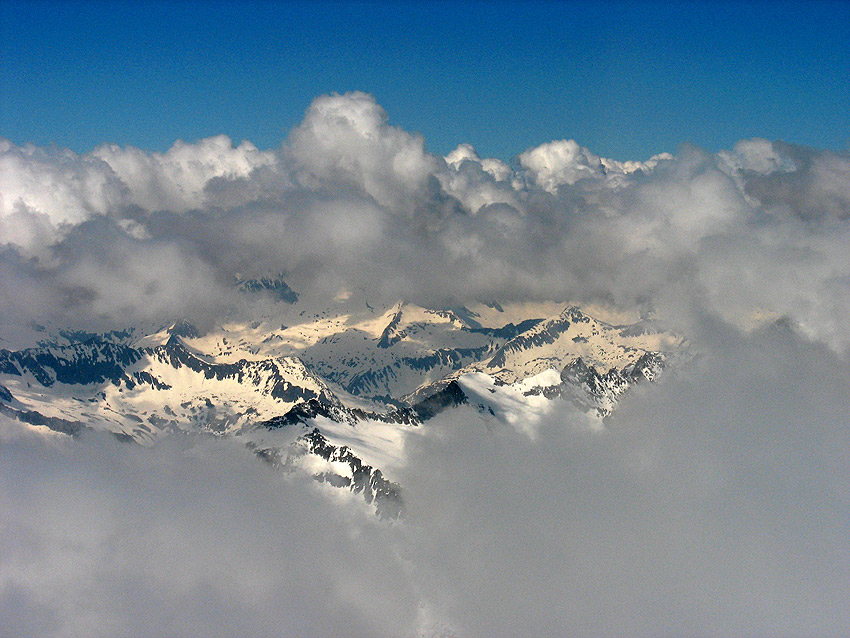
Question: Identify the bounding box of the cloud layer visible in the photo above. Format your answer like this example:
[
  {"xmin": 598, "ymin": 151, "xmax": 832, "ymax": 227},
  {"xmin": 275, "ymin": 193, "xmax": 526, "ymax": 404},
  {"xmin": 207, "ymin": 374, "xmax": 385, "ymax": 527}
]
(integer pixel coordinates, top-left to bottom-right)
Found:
[
  {"xmin": 0, "ymin": 430, "xmax": 419, "ymax": 637},
  {"xmin": 2, "ymin": 323, "xmax": 849, "ymax": 637},
  {"xmin": 2, "ymin": 91, "xmax": 850, "ymax": 351},
  {"xmin": 397, "ymin": 324, "xmax": 850, "ymax": 636}
]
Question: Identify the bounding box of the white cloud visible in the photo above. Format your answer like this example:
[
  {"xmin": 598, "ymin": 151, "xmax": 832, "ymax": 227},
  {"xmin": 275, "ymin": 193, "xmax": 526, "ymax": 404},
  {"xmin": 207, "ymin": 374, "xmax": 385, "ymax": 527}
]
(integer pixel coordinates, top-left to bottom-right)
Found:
[
  {"xmin": 444, "ymin": 142, "xmax": 480, "ymax": 168},
  {"xmin": 518, "ymin": 138, "xmax": 604, "ymax": 191},
  {"xmin": 0, "ymin": 433, "xmax": 420, "ymax": 637},
  {"xmin": 717, "ymin": 137, "xmax": 798, "ymax": 175},
  {"xmin": 0, "ymin": 141, "xmax": 124, "ymax": 254},
  {"xmin": 395, "ymin": 325, "xmax": 850, "ymax": 636},
  {"xmin": 286, "ymin": 92, "xmax": 438, "ymax": 212},
  {"xmin": 92, "ymin": 134, "xmax": 278, "ymax": 213},
  {"xmin": 1, "ymin": 91, "xmax": 850, "ymax": 349},
  {"xmin": 439, "ymin": 144, "xmax": 522, "ymax": 214}
]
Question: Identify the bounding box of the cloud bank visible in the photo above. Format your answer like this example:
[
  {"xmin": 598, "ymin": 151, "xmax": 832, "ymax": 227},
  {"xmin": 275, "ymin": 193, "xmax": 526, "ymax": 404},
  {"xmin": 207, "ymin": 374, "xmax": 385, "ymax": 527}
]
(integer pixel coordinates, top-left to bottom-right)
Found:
[
  {"xmin": 398, "ymin": 324, "xmax": 850, "ymax": 637},
  {"xmin": 1, "ymin": 91, "xmax": 850, "ymax": 351},
  {"xmin": 1, "ymin": 323, "xmax": 849, "ymax": 637},
  {"xmin": 0, "ymin": 430, "xmax": 419, "ymax": 637}
]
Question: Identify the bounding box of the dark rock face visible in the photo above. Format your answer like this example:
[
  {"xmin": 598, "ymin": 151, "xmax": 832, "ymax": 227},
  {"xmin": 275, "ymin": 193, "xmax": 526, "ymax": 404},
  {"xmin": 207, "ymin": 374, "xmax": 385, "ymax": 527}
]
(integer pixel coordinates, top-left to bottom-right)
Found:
[
  {"xmin": 377, "ymin": 307, "xmax": 404, "ymax": 348},
  {"xmin": 547, "ymin": 352, "xmax": 665, "ymax": 416},
  {"xmin": 0, "ymin": 334, "xmax": 323, "ymax": 411},
  {"xmin": 0, "ymin": 402, "xmax": 85, "ymax": 436},
  {"xmin": 236, "ymin": 276, "xmax": 299, "ymax": 304},
  {"xmin": 249, "ymin": 427, "xmax": 404, "ymax": 519},
  {"xmin": 167, "ymin": 320, "xmax": 201, "ymax": 339},
  {"xmin": 126, "ymin": 371, "xmax": 172, "ymax": 391},
  {"xmin": 560, "ymin": 352, "xmax": 663, "ymax": 391},
  {"xmin": 259, "ymin": 398, "xmax": 350, "ymax": 428},
  {"xmin": 410, "ymin": 380, "xmax": 468, "ymax": 420},
  {"xmin": 625, "ymin": 351, "xmax": 665, "ymax": 382},
  {"xmin": 343, "ymin": 346, "xmax": 493, "ymax": 397},
  {"xmin": 488, "ymin": 315, "xmax": 574, "ymax": 369},
  {"xmin": 0, "ymin": 342, "xmax": 143, "ymax": 387},
  {"xmin": 468, "ymin": 318, "xmax": 542, "ymax": 340},
  {"xmin": 559, "ymin": 357, "xmax": 599, "ymax": 387},
  {"xmin": 307, "ymin": 309, "xmax": 545, "ymax": 402},
  {"xmin": 36, "ymin": 328, "xmax": 134, "ymax": 346},
  {"xmin": 487, "ymin": 307, "xmax": 594, "ymax": 370},
  {"xmin": 260, "ymin": 396, "xmax": 418, "ymax": 429},
  {"xmin": 156, "ymin": 336, "xmax": 336, "ymax": 406},
  {"xmin": 0, "ymin": 333, "xmax": 346, "ymax": 439}
]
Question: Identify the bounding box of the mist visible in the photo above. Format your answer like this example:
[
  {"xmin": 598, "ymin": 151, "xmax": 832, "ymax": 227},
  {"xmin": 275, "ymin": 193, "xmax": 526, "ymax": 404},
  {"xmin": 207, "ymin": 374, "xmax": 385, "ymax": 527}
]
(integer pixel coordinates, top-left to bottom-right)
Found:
[
  {"xmin": 398, "ymin": 323, "xmax": 850, "ymax": 636},
  {"xmin": 1, "ymin": 321, "xmax": 849, "ymax": 637}
]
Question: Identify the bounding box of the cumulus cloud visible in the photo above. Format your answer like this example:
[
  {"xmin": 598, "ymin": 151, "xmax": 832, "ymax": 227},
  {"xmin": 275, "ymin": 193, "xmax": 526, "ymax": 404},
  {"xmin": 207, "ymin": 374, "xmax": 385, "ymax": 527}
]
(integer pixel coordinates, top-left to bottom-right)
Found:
[
  {"xmin": 286, "ymin": 91, "xmax": 439, "ymax": 213},
  {"xmin": 0, "ymin": 135, "xmax": 277, "ymax": 252},
  {"xmin": 92, "ymin": 135, "xmax": 278, "ymax": 213},
  {"xmin": 3, "ymin": 91, "xmax": 850, "ymax": 349},
  {"xmin": 518, "ymin": 138, "xmax": 606, "ymax": 191},
  {"xmin": 0, "ymin": 141, "xmax": 124, "ymax": 254}
]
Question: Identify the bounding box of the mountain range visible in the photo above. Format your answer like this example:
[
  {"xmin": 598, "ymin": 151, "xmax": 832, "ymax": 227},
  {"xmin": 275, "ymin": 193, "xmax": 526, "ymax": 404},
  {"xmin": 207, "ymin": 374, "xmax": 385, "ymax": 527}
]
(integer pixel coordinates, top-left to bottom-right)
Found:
[{"xmin": 0, "ymin": 281, "xmax": 684, "ymax": 516}]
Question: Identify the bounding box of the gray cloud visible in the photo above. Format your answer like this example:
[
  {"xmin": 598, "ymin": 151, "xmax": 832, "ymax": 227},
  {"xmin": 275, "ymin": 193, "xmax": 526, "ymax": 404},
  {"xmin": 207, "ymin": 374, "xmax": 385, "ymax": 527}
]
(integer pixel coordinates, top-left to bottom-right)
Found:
[
  {"xmin": 1, "ymin": 324, "xmax": 848, "ymax": 637},
  {"xmin": 394, "ymin": 323, "xmax": 850, "ymax": 636},
  {"xmin": 0, "ymin": 430, "xmax": 420, "ymax": 638}
]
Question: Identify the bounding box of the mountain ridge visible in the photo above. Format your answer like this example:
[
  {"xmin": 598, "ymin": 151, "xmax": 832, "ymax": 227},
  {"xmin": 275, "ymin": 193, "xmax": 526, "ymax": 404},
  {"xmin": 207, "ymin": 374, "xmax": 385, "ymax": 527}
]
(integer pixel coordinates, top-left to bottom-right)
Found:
[{"xmin": 0, "ymin": 297, "xmax": 682, "ymax": 514}]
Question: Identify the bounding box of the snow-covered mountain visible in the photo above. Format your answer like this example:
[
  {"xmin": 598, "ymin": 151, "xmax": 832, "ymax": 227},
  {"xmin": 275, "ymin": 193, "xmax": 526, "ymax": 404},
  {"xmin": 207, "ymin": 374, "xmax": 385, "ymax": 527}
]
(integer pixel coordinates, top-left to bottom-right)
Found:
[{"xmin": 0, "ymin": 291, "xmax": 683, "ymax": 515}]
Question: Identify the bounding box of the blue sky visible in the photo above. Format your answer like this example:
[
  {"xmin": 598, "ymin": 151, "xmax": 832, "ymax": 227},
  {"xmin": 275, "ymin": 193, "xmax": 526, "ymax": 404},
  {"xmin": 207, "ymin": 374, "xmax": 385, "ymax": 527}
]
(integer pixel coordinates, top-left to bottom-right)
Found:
[{"xmin": 1, "ymin": 0, "xmax": 848, "ymax": 161}]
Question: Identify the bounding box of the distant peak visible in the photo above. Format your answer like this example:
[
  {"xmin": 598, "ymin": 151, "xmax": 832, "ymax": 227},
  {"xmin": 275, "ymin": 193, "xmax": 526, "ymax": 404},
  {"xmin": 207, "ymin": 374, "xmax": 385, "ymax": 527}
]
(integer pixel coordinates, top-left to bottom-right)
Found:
[
  {"xmin": 167, "ymin": 320, "xmax": 200, "ymax": 339},
  {"xmin": 377, "ymin": 305, "xmax": 405, "ymax": 349},
  {"xmin": 235, "ymin": 274, "xmax": 299, "ymax": 304}
]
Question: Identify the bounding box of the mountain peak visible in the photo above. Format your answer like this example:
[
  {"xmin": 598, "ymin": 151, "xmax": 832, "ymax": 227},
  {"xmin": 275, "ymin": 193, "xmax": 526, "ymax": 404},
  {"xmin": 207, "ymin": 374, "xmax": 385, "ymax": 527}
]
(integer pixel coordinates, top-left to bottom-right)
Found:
[
  {"xmin": 235, "ymin": 275, "xmax": 299, "ymax": 304},
  {"xmin": 167, "ymin": 320, "xmax": 200, "ymax": 339}
]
